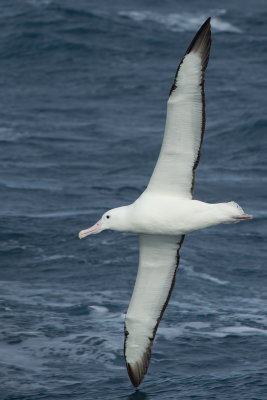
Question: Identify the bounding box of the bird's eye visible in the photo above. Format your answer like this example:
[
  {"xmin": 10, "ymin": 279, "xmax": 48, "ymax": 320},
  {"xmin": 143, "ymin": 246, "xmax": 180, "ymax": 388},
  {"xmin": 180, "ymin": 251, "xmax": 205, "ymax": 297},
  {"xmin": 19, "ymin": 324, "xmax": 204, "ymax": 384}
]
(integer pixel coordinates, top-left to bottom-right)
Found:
[{"xmin": 106, "ymin": 215, "xmax": 110, "ymax": 219}]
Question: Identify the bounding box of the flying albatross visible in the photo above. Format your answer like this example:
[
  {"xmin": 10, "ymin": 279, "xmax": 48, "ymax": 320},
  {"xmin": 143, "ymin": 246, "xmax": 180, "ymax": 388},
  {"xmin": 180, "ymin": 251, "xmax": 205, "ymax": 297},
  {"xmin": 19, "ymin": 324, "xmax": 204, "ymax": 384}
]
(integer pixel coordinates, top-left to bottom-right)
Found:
[{"xmin": 79, "ymin": 18, "xmax": 252, "ymax": 387}]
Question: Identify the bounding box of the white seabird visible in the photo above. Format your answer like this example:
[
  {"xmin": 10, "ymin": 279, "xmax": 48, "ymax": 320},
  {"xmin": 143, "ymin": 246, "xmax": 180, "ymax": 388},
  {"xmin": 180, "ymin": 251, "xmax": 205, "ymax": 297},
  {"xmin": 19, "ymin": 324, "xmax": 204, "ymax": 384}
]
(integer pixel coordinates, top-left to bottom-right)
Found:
[{"xmin": 79, "ymin": 18, "xmax": 252, "ymax": 387}]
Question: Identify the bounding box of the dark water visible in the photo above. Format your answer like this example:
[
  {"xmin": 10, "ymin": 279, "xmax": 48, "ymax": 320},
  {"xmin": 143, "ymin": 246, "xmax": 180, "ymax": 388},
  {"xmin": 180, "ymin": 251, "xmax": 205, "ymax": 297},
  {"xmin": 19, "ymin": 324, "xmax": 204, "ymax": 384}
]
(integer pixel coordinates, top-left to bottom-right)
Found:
[{"xmin": 0, "ymin": 0, "xmax": 266, "ymax": 399}]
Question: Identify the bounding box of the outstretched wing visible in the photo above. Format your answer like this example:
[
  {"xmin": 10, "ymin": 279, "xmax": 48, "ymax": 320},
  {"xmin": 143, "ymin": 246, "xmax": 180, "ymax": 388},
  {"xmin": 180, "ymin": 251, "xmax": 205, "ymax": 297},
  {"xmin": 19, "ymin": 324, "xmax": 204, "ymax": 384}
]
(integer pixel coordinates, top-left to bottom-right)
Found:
[
  {"xmin": 124, "ymin": 234, "xmax": 184, "ymax": 387},
  {"xmin": 146, "ymin": 18, "xmax": 211, "ymax": 199}
]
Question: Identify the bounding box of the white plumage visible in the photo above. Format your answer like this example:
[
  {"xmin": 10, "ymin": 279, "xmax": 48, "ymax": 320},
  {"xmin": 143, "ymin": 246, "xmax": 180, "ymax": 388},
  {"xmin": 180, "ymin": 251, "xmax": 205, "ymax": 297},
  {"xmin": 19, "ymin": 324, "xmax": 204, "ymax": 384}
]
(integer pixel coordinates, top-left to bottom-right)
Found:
[
  {"xmin": 148, "ymin": 53, "xmax": 203, "ymax": 198},
  {"xmin": 78, "ymin": 18, "xmax": 252, "ymax": 387}
]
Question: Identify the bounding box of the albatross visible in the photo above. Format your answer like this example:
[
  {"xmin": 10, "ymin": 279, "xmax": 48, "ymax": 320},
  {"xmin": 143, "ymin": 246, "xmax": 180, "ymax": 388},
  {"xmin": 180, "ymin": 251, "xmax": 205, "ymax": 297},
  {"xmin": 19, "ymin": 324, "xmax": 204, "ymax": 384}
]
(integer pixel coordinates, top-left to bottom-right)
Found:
[{"xmin": 78, "ymin": 18, "xmax": 252, "ymax": 387}]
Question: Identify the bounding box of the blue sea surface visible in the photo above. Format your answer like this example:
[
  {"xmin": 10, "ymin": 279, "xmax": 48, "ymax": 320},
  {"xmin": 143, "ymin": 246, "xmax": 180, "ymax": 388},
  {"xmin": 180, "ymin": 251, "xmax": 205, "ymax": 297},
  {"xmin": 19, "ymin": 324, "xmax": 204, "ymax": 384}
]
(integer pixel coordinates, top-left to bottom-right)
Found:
[{"xmin": 0, "ymin": 0, "xmax": 266, "ymax": 399}]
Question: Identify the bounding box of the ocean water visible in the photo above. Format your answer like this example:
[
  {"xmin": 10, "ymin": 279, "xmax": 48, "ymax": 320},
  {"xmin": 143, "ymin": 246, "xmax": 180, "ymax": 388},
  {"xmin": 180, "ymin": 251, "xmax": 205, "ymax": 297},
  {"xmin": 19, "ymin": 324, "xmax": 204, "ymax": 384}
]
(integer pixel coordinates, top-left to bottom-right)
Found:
[{"xmin": 0, "ymin": 0, "xmax": 266, "ymax": 399}]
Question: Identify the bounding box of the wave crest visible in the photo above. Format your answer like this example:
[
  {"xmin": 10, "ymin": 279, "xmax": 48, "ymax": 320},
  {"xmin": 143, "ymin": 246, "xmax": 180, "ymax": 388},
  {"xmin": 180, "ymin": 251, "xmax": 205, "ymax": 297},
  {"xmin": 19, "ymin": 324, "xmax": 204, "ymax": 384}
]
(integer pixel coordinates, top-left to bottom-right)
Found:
[{"xmin": 118, "ymin": 10, "xmax": 242, "ymax": 33}]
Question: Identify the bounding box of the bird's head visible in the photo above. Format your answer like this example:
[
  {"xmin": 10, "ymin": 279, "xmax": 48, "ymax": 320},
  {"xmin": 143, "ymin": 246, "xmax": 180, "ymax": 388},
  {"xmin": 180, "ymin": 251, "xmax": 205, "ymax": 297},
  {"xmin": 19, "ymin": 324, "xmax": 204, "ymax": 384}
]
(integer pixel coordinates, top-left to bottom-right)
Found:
[
  {"xmin": 221, "ymin": 201, "xmax": 253, "ymax": 223},
  {"xmin": 78, "ymin": 206, "xmax": 130, "ymax": 239}
]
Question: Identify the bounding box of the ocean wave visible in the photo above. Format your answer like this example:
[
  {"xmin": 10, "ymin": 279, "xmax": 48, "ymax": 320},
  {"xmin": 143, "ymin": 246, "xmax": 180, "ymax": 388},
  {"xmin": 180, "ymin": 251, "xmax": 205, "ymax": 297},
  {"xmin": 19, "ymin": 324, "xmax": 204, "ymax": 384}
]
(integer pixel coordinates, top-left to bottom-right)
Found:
[
  {"xmin": 0, "ymin": 210, "xmax": 98, "ymax": 218},
  {"xmin": 0, "ymin": 180, "xmax": 63, "ymax": 192},
  {"xmin": 210, "ymin": 325, "xmax": 267, "ymax": 337},
  {"xmin": 0, "ymin": 127, "xmax": 29, "ymax": 142},
  {"xmin": 89, "ymin": 305, "xmax": 109, "ymax": 313},
  {"xmin": 39, "ymin": 254, "xmax": 78, "ymax": 262},
  {"xmin": 118, "ymin": 10, "xmax": 242, "ymax": 33},
  {"xmin": 183, "ymin": 264, "xmax": 229, "ymax": 285},
  {"xmin": 26, "ymin": 0, "xmax": 53, "ymax": 6},
  {"xmin": 158, "ymin": 324, "xmax": 267, "ymax": 339},
  {"xmin": 158, "ymin": 322, "xmax": 211, "ymax": 339}
]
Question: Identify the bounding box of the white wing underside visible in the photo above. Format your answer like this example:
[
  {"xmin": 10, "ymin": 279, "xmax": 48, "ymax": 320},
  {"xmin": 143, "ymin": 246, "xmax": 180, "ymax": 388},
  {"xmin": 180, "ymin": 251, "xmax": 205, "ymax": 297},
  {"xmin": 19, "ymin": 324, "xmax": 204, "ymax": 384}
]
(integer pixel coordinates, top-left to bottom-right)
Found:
[
  {"xmin": 124, "ymin": 234, "xmax": 184, "ymax": 386},
  {"xmin": 147, "ymin": 54, "xmax": 202, "ymax": 198},
  {"xmin": 147, "ymin": 22, "xmax": 210, "ymax": 199}
]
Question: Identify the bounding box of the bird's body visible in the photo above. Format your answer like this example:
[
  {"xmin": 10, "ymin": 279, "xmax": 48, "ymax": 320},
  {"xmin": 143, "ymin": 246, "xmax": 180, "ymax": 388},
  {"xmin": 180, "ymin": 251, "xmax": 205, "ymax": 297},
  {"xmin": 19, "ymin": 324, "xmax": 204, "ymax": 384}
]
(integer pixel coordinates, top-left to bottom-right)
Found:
[
  {"xmin": 78, "ymin": 18, "xmax": 252, "ymax": 387},
  {"xmin": 103, "ymin": 194, "xmax": 249, "ymax": 236}
]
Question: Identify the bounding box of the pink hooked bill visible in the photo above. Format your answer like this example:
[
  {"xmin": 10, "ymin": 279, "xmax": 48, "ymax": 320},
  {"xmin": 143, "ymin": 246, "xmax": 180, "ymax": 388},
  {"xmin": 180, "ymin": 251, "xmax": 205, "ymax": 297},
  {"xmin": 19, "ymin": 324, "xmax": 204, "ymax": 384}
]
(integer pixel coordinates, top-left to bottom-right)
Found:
[
  {"xmin": 79, "ymin": 219, "xmax": 102, "ymax": 239},
  {"xmin": 234, "ymin": 214, "xmax": 253, "ymax": 220}
]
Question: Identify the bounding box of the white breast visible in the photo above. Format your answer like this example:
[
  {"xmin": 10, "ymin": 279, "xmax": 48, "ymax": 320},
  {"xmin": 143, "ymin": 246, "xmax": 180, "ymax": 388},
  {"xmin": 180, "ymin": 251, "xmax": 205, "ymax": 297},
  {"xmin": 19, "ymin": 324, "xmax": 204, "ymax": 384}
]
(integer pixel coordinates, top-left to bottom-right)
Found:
[{"xmin": 128, "ymin": 192, "xmax": 221, "ymax": 235}]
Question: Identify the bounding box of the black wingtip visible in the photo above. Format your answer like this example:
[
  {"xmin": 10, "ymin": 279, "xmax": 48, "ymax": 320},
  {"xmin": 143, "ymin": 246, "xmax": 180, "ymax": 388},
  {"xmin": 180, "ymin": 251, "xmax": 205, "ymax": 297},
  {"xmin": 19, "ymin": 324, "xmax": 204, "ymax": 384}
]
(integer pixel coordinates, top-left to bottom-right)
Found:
[
  {"xmin": 126, "ymin": 362, "xmax": 143, "ymax": 388},
  {"xmin": 169, "ymin": 18, "xmax": 211, "ymax": 97},
  {"xmin": 185, "ymin": 17, "xmax": 211, "ymax": 71},
  {"xmin": 126, "ymin": 351, "xmax": 151, "ymax": 388}
]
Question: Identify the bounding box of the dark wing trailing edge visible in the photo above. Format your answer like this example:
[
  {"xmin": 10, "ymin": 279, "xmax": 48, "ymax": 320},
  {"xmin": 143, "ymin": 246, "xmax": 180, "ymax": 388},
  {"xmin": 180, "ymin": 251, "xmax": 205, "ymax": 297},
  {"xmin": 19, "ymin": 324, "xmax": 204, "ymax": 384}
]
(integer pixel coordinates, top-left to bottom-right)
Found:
[
  {"xmin": 146, "ymin": 18, "xmax": 211, "ymax": 199},
  {"xmin": 124, "ymin": 234, "xmax": 184, "ymax": 387}
]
